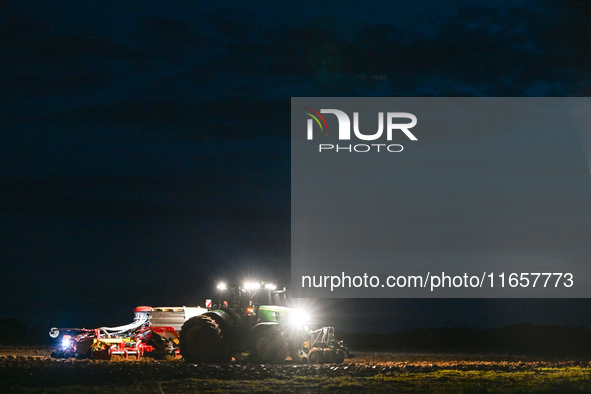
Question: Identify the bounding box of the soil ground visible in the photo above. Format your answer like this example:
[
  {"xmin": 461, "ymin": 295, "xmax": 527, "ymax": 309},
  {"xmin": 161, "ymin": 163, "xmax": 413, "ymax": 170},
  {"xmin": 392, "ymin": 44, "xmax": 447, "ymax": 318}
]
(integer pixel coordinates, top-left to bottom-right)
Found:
[{"xmin": 1, "ymin": 347, "xmax": 591, "ymax": 393}]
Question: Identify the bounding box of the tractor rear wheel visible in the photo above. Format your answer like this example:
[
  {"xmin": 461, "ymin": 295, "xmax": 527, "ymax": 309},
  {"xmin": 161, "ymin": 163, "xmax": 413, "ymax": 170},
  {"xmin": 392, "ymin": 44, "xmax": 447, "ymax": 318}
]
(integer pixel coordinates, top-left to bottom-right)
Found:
[
  {"xmin": 253, "ymin": 332, "xmax": 288, "ymax": 363},
  {"xmin": 179, "ymin": 315, "xmax": 230, "ymax": 363}
]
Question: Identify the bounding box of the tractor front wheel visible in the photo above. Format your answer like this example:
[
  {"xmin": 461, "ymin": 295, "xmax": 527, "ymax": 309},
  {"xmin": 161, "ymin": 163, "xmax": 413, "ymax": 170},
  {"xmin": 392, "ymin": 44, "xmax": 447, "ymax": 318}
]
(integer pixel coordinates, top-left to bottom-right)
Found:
[
  {"xmin": 179, "ymin": 315, "xmax": 230, "ymax": 363},
  {"xmin": 253, "ymin": 332, "xmax": 288, "ymax": 363}
]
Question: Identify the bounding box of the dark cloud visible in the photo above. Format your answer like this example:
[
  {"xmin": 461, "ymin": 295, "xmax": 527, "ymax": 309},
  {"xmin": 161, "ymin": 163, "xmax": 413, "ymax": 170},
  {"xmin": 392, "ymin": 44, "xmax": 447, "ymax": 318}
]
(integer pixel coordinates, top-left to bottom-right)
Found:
[
  {"xmin": 5, "ymin": 71, "xmax": 113, "ymax": 97},
  {"xmin": 135, "ymin": 17, "xmax": 214, "ymax": 64},
  {"xmin": 35, "ymin": 99, "xmax": 288, "ymax": 142},
  {"xmin": 138, "ymin": 17, "xmax": 204, "ymax": 44},
  {"xmin": 0, "ymin": 173, "xmax": 289, "ymax": 221},
  {"xmin": 35, "ymin": 34, "xmax": 141, "ymax": 63},
  {"xmin": 4, "ymin": 1, "xmax": 587, "ymax": 104}
]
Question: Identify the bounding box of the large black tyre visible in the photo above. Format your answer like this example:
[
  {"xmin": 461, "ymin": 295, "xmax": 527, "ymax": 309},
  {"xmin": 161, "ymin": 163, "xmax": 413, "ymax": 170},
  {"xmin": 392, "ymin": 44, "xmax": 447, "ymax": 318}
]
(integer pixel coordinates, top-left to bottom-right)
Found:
[
  {"xmin": 179, "ymin": 315, "xmax": 230, "ymax": 363},
  {"xmin": 288, "ymin": 340, "xmax": 307, "ymax": 364},
  {"xmin": 291, "ymin": 350, "xmax": 308, "ymax": 364},
  {"xmin": 333, "ymin": 349, "xmax": 345, "ymax": 364},
  {"xmin": 307, "ymin": 348, "xmax": 324, "ymax": 364},
  {"xmin": 253, "ymin": 332, "xmax": 288, "ymax": 363}
]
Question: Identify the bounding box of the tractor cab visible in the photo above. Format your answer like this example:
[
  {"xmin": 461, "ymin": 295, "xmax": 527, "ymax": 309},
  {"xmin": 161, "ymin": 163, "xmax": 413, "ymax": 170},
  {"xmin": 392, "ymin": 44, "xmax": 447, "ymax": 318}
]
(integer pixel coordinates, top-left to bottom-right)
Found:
[
  {"xmin": 243, "ymin": 283, "xmax": 287, "ymax": 309},
  {"xmin": 215, "ymin": 281, "xmax": 287, "ymax": 316}
]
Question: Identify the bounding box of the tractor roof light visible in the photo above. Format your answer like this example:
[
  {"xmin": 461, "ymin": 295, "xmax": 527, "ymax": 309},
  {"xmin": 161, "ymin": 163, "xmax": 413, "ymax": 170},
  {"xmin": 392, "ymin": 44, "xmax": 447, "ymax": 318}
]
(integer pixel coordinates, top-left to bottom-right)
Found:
[
  {"xmin": 217, "ymin": 283, "xmax": 227, "ymax": 291},
  {"xmin": 264, "ymin": 283, "xmax": 277, "ymax": 290},
  {"xmin": 243, "ymin": 281, "xmax": 260, "ymax": 290}
]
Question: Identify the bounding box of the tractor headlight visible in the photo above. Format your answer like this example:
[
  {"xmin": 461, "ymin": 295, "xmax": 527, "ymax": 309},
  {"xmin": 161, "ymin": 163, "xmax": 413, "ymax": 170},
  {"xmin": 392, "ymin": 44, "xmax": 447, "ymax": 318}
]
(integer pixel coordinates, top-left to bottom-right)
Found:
[
  {"xmin": 217, "ymin": 282, "xmax": 227, "ymax": 291},
  {"xmin": 62, "ymin": 335, "xmax": 71, "ymax": 349},
  {"xmin": 288, "ymin": 309, "xmax": 310, "ymax": 328}
]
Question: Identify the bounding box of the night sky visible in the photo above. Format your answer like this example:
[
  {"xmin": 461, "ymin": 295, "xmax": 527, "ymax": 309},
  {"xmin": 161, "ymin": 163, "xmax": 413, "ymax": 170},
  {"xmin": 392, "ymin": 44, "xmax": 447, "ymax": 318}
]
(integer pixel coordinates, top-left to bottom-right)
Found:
[{"xmin": 3, "ymin": 0, "xmax": 591, "ymax": 333}]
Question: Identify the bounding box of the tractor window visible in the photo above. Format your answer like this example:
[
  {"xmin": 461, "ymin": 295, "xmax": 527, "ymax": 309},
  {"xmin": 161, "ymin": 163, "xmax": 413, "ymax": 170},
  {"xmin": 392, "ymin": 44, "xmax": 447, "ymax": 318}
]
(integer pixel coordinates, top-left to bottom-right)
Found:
[
  {"xmin": 248, "ymin": 290, "xmax": 271, "ymax": 306},
  {"xmin": 239, "ymin": 287, "xmax": 287, "ymax": 307},
  {"xmin": 273, "ymin": 293, "xmax": 283, "ymax": 306},
  {"xmin": 238, "ymin": 290, "xmax": 250, "ymax": 308}
]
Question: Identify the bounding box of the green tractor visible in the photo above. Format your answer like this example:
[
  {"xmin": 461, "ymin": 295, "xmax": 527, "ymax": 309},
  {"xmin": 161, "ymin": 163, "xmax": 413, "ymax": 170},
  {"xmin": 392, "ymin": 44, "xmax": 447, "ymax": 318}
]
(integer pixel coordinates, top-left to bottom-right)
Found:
[{"xmin": 178, "ymin": 281, "xmax": 352, "ymax": 364}]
